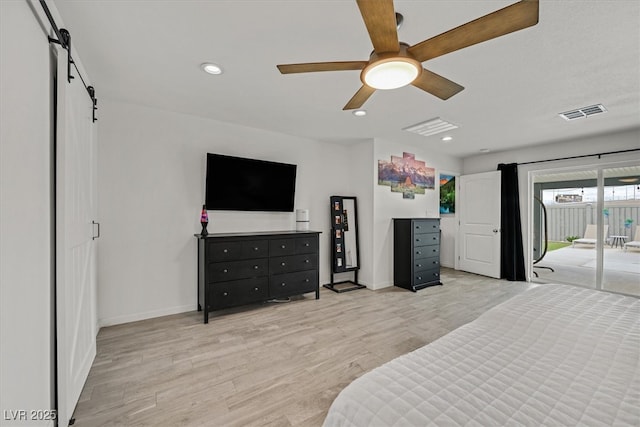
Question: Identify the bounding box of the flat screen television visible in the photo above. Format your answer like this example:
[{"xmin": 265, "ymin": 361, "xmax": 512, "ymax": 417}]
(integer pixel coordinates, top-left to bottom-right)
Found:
[{"xmin": 205, "ymin": 153, "xmax": 297, "ymax": 212}]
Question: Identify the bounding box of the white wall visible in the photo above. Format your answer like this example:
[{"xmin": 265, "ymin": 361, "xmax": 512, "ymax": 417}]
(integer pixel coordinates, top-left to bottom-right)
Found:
[
  {"xmin": 463, "ymin": 128, "xmax": 640, "ymax": 279},
  {"xmin": 371, "ymin": 138, "xmax": 463, "ymax": 289},
  {"xmin": 97, "ymin": 99, "xmax": 354, "ymax": 325},
  {"xmin": 329, "ymin": 140, "xmax": 375, "ymax": 286},
  {"xmin": 1, "ymin": 1, "xmax": 54, "ymax": 424},
  {"xmin": 463, "ymin": 129, "xmax": 640, "ymax": 175}
]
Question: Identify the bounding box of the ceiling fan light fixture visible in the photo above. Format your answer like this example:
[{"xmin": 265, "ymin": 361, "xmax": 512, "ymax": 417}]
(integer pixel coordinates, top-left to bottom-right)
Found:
[{"xmin": 362, "ymin": 59, "xmax": 420, "ymax": 90}]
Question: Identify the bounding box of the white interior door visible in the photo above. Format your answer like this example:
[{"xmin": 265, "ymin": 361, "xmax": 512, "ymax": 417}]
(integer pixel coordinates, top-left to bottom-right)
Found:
[
  {"xmin": 56, "ymin": 47, "xmax": 98, "ymax": 427},
  {"xmin": 459, "ymin": 171, "xmax": 502, "ymax": 278}
]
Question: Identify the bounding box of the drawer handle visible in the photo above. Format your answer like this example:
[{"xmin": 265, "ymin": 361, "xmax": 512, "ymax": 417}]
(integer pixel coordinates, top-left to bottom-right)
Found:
[
  {"xmin": 416, "ymin": 226, "xmax": 420, "ymax": 229},
  {"xmin": 223, "ymin": 292, "xmax": 228, "ymax": 296},
  {"xmin": 254, "ymin": 265, "xmax": 259, "ymax": 270},
  {"xmin": 223, "ymin": 249, "xmax": 228, "ymax": 253},
  {"xmin": 417, "ymin": 264, "xmax": 422, "ymax": 268},
  {"xmin": 281, "ymin": 245, "xmax": 286, "ymax": 249},
  {"xmin": 281, "ymin": 282, "xmax": 286, "ymax": 287},
  {"xmin": 281, "ymin": 262, "xmax": 286, "ymax": 266},
  {"xmin": 433, "ymin": 237, "xmax": 437, "ymax": 240},
  {"xmin": 305, "ymin": 259, "xmax": 310, "ymax": 263},
  {"xmin": 417, "ymin": 276, "xmax": 422, "ymax": 280},
  {"xmin": 433, "ymin": 249, "xmax": 437, "ymax": 252},
  {"xmin": 416, "ymin": 251, "xmax": 421, "ymax": 255},
  {"xmin": 254, "ymin": 287, "xmax": 259, "ymax": 291},
  {"xmin": 223, "ymin": 269, "xmax": 228, "ymax": 273},
  {"xmin": 253, "ymin": 247, "xmax": 259, "ymax": 251},
  {"xmin": 305, "ymin": 279, "xmax": 310, "ymax": 283}
]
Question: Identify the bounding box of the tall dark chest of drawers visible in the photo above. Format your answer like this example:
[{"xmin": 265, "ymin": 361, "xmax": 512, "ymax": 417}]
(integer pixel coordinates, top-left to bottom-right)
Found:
[
  {"xmin": 393, "ymin": 218, "xmax": 442, "ymax": 292},
  {"xmin": 196, "ymin": 230, "xmax": 321, "ymax": 323}
]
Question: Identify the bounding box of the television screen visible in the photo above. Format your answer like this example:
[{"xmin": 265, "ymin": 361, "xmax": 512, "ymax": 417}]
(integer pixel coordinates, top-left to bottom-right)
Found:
[{"xmin": 205, "ymin": 154, "xmax": 297, "ymax": 212}]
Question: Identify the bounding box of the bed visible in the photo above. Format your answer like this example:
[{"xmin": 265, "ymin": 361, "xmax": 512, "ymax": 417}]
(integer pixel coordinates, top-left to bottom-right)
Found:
[{"xmin": 323, "ymin": 284, "xmax": 639, "ymax": 426}]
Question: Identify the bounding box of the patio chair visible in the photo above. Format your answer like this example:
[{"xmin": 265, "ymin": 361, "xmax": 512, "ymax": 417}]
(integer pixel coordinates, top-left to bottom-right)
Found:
[
  {"xmin": 623, "ymin": 228, "xmax": 640, "ymax": 252},
  {"xmin": 572, "ymin": 224, "xmax": 609, "ymax": 247}
]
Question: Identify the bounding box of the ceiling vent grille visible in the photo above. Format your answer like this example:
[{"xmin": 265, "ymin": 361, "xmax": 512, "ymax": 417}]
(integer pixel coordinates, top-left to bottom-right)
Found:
[
  {"xmin": 403, "ymin": 117, "xmax": 458, "ymax": 137},
  {"xmin": 559, "ymin": 104, "xmax": 607, "ymax": 121}
]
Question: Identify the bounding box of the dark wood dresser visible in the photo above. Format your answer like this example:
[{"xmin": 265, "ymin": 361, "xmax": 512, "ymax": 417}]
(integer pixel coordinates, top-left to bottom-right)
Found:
[
  {"xmin": 195, "ymin": 230, "xmax": 321, "ymax": 323},
  {"xmin": 393, "ymin": 218, "xmax": 442, "ymax": 292}
]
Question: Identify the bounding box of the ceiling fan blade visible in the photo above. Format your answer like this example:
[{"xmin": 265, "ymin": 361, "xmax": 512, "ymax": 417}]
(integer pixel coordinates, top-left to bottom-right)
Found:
[
  {"xmin": 408, "ymin": 0, "xmax": 539, "ymax": 62},
  {"xmin": 356, "ymin": 0, "xmax": 399, "ymax": 54},
  {"xmin": 277, "ymin": 61, "xmax": 368, "ymax": 74},
  {"xmin": 343, "ymin": 85, "xmax": 376, "ymax": 110},
  {"xmin": 411, "ymin": 69, "xmax": 464, "ymax": 100}
]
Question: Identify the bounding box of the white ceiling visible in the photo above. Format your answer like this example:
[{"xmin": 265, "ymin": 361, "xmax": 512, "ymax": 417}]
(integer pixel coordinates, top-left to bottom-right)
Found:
[{"xmin": 53, "ymin": 0, "xmax": 640, "ymax": 158}]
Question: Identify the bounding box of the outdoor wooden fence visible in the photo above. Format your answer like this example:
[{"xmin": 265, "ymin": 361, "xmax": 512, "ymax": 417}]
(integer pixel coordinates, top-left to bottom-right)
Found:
[{"xmin": 545, "ymin": 204, "xmax": 639, "ymax": 242}]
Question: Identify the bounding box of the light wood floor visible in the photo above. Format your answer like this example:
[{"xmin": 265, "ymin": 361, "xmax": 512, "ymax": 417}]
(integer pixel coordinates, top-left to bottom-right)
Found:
[{"xmin": 73, "ymin": 269, "xmax": 534, "ymax": 426}]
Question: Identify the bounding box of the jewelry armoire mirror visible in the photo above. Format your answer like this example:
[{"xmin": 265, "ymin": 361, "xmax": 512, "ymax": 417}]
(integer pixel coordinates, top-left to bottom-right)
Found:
[{"xmin": 324, "ymin": 196, "xmax": 366, "ymax": 293}]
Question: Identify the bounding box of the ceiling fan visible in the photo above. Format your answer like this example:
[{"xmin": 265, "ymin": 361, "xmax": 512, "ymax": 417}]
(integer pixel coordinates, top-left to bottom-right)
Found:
[{"xmin": 277, "ymin": 0, "xmax": 539, "ymax": 110}]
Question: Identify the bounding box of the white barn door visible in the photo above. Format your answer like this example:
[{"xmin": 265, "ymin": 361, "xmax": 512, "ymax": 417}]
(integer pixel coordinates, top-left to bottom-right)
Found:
[
  {"xmin": 55, "ymin": 47, "xmax": 98, "ymax": 427},
  {"xmin": 459, "ymin": 171, "xmax": 501, "ymax": 278}
]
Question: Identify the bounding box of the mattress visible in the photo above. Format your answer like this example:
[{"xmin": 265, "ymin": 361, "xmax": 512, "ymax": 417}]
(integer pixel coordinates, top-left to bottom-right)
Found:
[{"xmin": 323, "ymin": 284, "xmax": 640, "ymax": 426}]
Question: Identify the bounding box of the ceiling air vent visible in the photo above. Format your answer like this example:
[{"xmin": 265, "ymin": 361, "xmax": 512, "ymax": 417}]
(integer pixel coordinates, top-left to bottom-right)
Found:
[
  {"xmin": 559, "ymin": 104, "xmax": 607, "ymax": 121},
  {"xmin": 403, "ymin": 117, "xmax": 458, "ymax": 137}
]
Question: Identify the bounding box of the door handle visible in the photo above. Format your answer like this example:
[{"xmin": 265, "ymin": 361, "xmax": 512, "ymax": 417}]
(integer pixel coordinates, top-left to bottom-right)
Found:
[
  {"xmin": 493, "ymin": 229, "xmax": 500, "ymax": 233},
  {"xmin": 92, "ymin": 221, "xmax": 100, "ymax": 240}
]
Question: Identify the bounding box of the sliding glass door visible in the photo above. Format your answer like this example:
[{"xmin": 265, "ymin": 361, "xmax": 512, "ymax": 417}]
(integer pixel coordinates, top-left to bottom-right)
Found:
[
  {"xmin": 602, "ymin": 167, "xmax": 640, "ymax": 295},
  {"xmin": 532, "ymin": 165, "xmax": 640, "ymax": 296},
  {"xmin": 533, "ymin": 171, "xmax": 598, "ymax": 289}
]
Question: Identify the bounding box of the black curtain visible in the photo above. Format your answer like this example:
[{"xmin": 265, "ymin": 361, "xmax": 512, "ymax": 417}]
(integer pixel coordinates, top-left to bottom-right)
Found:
[{"xmin": 497, "ymin": 163, "xmax": 526, "ymax": 281}]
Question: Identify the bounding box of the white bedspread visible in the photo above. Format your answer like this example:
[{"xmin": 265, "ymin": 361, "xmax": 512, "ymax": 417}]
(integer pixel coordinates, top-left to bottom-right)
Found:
[{"xmin": 323, "ymin": 285, "xmax": 640, "ymax": 426}]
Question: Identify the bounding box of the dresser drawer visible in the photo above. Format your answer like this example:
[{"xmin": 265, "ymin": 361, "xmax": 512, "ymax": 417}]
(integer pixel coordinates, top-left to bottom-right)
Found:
[
  {"xmin": 270, "ymin": 254, "xmax": 318, "ymax": 275},
  {"xmin": 270, "ymin": 238, "xmax": 296, "ymax": 256},
  {"xmin": 413, "ymin": 221, "xmax": 439, "ymax": 233},
  {"xmin": 414, "ymin": 269, "xmax": 441, "ymax": 285},
  {"xmin": 207, "ymin": 239, "xmax": 268, "ymax": 261},
  {"xmin": 209, "ymin": 259, "xmax": 268, "ymax": 282},
  {"xmin": 413, "ymin": 232, "xmax": 440, "ymax": 246},
  {"xmin": 295, "ymin": 235, "xmax": 318, "ymax": 254},
  {"xmin": 240, "ymin": 240, "xmax": 269, "ymax": 259},
  {"xmin": 209, "ymin": 277, "xmax": 268, "ymax": 310},
  {"xmin": 413, "ymin": 245, "xmax": 440, "ymax": 259},
  {"xmin": 269, "ymin": 270, "xmax": 318, "ymax": 298},
  {"xmin": 414, "ymin": 256, "xmax": 440, "ymax": 273},
  {"xmin": 207, "ymin": 241, "xmax": 243, "ymax": 261}
]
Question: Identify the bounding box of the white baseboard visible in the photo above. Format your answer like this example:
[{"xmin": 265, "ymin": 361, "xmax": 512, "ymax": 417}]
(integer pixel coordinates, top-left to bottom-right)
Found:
[
  {"xmin": 368, "ymin": 281, "xmax": 393, "ymax": 290},
  {"xmin": 98, "ymin": 304, "xmax": 194, "ymax": 328}
]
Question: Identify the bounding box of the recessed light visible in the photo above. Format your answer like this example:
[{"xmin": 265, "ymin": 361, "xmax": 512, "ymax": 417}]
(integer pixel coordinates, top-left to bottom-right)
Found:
[
  {"xmin": 441, "ymin": 136, "xmax": 453, "ymax": 142},
  {"xmin": 201, "ymin": 63, "xmax": 223, "ymax": 75},
  {"xmin": 353, "ymin": 110, "xmax": 367, "ymax": 117},
  {"xmin": 479, "ymin": 148, "xmax": 491, "ymax": 153}
]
